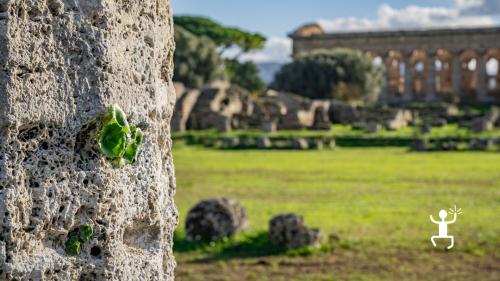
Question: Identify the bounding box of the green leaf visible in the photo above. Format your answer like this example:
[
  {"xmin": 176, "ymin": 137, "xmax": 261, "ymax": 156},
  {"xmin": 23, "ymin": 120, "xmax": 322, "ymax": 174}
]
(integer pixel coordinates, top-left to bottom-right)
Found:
[
  {"xmin": 98, "ymin": 105, "xmax": 144, "ymax": 165},
  {"xmin": 79, "ymin": 224, "xmax": 93, "ymax": 243},
  {"xmin": 122, "ymin": 127, "xmax": 143, "ymax": 164},
  {"xmin": 65, "ymin": 234, "xmax": 81, "ymax": 256},
  {"xmin": 99, "ymin": 123, "xmax": 128, "ymax": 158},
  {"xmin": 112, "ymin": 105, "xmax": 129, "ymax": 129}
]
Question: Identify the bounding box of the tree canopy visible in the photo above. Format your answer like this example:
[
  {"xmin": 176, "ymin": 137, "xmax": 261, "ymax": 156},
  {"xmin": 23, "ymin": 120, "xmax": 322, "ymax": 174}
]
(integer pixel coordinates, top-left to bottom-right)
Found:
[
  {"xmin": 271, "ymin": 49, "xmax": 385, "ymax": 103},
  {"xmin": 173, "ymin": 26, "xmax": 226, "ymax": 88},
  {"xmin": 174, "ymin": 16, "xmax": 266, "ymax": 53}
]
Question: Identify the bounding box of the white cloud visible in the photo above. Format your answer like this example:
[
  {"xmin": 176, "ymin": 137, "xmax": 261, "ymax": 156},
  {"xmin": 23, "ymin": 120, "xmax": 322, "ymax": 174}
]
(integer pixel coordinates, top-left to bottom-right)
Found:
[
  {"xmin": 319, "ymin": 2, "xmax": 499, "ymax": 32},
  {"xmin": 239, "ymin": 37, "xmax": 292, "ymax": 64},
  {"xmin": 458, "ymin": 0, "xmax": 500, "ymax": 15},
  {"xmin": 455, "ymin": 0, "xmax": 484, "ymax": 10}
]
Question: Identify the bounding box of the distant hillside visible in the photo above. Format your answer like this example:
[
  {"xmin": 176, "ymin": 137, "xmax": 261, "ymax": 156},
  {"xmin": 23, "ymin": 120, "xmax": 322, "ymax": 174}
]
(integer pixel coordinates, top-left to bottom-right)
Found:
[{"xmin": 256, "ymin": 62, "xmax": 284, "ymax": 85}]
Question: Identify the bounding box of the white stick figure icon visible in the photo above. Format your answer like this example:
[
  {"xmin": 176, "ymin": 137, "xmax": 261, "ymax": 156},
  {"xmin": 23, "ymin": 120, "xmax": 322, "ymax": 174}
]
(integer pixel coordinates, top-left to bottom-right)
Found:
[{"xmin": 430, "ymin": 205, "xmax": 462, "ymax": 249}]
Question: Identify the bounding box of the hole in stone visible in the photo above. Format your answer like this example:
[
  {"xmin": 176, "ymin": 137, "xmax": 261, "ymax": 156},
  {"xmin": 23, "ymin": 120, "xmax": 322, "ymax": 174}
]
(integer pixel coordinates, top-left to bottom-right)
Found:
[
  {"xmin": 18, "ymin": 126, "xmax": 39, "ymax": 142},
  {"xmin": 41, "ymin": 141, "xmax": 49, "ymax": 150},
  {"xmin": 90, "ymin": 246, "xmax": 101, "ymax": 257},
  {"xmin": 29, "ymin": 178, "xmax": 39, "ymax": 188}
]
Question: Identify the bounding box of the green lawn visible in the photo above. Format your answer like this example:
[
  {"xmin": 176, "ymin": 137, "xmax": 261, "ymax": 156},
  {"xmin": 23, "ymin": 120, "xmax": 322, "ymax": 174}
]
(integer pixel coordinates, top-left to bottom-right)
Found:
[{"xmin": 173, "ymin": 143, "xmax": 500, "ymax": 280}]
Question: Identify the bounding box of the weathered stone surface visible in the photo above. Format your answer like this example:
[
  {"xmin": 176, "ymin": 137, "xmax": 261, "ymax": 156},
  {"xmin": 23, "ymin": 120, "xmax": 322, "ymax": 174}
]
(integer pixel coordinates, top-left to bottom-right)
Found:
[
  {"xmin": 366, "ymin": 121, "xmax": 382, "ymax": 134},
  {"xmin": 263, "ymin": 90, "xmax": 317, "ymax": 130},
  {"xmin": 291, "ymin": 138, "xmax": 309, "ymax": 150},
  {"xmin": 0, "ymin": 1, "xmax": 178, "ymax": 280},
  {"xmin": 436, "ymin": 140, "xmax": 459, "ymax": 151},
  {"xmin": 310, "ymin": 101, "xmax": 332, "ymax": 130},
  {"xmin": 469, "ymin": 139, "xmax": 495, "ymax": 151},
  {"xmin": 429, "ymin": 118, "xmax": 448, "ymax": 127},
  {"xmin": 420, "ymin": 123, "xmax": 433, "ymax": 134},
  {"xmin": 171, "ymin": 88, "xmax": 200, "ymax": 132},
  {"xmin": 326, "ymin": 139, "xmax": 336, "ymax": 149},
  {"xmin": 308, "ymin": 139, "xmax": 324, "ymax": 150},
  {"xmin": 251, "ymin": 98, "xmax": 287, "ymax": 132},
  {"xmin": 269, "ymin": 213, "xmax": 323, "ymax": 249},
  {"xmin": 328, "ymin": 100, "xmax": 361, "ymax": 125},
  {"xmin": 385, "ymin": 109, "xmax": 413, "ymax": 130},
  {"xmin": 214, "ymin": 136, "xmax": 240, "ymax": 149},
  {"xmin": 411, "ymin": 138, "xmax": 430, "ymax": 151},
  {"xmin": 470, "ymin": 107, "xmax": 499, "ymax": 132},
  {"xmin": 185, "ymin": 198, "xmax": 248, "ymax": 242},
  {"xmin": 187, "ymin": 81, "xmax": 249, "ymax": 132},
  {"xmin": 256, "ymin": 137, "xmax": 272, "ymax": 149}
]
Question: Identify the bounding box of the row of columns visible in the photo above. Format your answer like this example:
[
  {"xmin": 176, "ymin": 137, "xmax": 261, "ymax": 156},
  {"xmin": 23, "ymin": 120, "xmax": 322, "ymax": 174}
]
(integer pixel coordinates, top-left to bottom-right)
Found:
[{"xmin": 375, "ymin": 50, "xmax": 497, "ymax": 102}]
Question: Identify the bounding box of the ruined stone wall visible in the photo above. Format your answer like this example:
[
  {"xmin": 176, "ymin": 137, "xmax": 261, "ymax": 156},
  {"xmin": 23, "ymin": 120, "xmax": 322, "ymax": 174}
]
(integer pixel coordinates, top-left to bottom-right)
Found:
[
  {"xmin": 0, "ymin": 0, "xmax": 178, "ymax": 280},
  {"xmin": 292, "ymin": 28, "xmax": 500, "ymax": 57}
]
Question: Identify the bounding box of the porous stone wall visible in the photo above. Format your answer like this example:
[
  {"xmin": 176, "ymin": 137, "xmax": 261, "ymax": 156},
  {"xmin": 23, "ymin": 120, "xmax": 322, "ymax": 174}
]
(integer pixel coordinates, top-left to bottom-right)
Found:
[{"xmin": 0, "ymin": 0, "xmax": 178, "ymax": 280}]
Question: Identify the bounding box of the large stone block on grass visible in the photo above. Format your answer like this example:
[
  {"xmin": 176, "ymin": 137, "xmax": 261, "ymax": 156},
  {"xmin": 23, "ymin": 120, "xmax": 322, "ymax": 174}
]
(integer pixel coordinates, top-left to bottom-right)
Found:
[
  {"xmin": 185, "ymin": 198, "xmax": 248, "ymax": 242},
  {"xmin": 269, "ymin": 213, "xmax": 323, "ymax": 249},
  {"xmin": 0, "ymin": 0, "xmax": 178, "ymax": 280}
]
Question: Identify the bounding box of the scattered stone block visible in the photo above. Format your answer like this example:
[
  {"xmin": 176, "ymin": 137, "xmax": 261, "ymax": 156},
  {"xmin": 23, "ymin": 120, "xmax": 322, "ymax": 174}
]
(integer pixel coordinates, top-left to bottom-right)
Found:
[
  {"xmin": 420, "ymin": 123, "xmax": 433, "ymax": 134},
  {"xmin": 269, "ymin": 213, "xmax": 323, "ymax": 249},
  {"xmin": 185, "ymin": 199, "xmax": 248, "ymax": 242},
  {"xmin": 469, "ymin": 139, "xmax": 495, "ymax": 151},
  {"xmin": 256, "ymin": 137, "xmax": 272, "ymax": 149},
  {"xmin": 309, "ymin": 139, "xmax": 324, "ymax": 150},
  {"xmin": 386, "ymin": 109, "xmax": 412, "ymax": 130},
  {"xmin": 326, "ymin": 139, "xmax": 337, "ymax": 149},
  {"xmin": 291, "ymin": 138, "xmax": 309, "ymax": 150},
  {"xmin": 430, "ymin": 118, "xmax": 448, "ymax": 127},
  {"xmin": 436, "ymin": 140, "xmax": 459, "ymax": 151},
  {"xmin": 366, "ymin": 121, "xmax": 382, "ymax": 134},
  {"xmin": 411, "ymin": 138, "xmax": 430, "ymax": 151}
]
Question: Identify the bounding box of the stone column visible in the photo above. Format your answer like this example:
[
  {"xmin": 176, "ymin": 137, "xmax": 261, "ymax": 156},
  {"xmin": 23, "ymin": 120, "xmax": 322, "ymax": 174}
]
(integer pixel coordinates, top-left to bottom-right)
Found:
[
  {"xmin": 426, "ymin": 53, "xmax": 437, "ymax": 101},
  {"xmin": 452, "ymin": 52, "xmax": 462, "ymax": 96},
  {"xmin": 403, "ymin": 54, "xmax": 413, "ymax": 100},
  {"xmin": 476, "ymin": 52, "xmax": 488, "ymax": 101},
  {"xmin": 381, "ymin": 54, "xmax": 390, "ymax": 102},
  {"xmin": 0, "ymin": 1, "xmax": 178, "ymax": 280}
]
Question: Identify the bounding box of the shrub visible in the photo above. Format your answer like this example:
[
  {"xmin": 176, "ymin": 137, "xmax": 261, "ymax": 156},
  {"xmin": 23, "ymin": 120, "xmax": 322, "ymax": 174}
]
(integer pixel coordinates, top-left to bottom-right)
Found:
[
  {"xmin": 272, "ymin": 49, "xmax": 384, "ymax": 103},
  {"xmin": 225, "ymin": 59, "xmax": 265, "ymax": 93}
]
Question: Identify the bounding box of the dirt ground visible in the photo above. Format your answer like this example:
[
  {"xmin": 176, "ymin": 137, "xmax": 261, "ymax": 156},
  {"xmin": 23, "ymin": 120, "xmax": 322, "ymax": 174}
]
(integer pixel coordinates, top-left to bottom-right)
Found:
[{"xmin": 175, "ymin": 248, "xmax": 500, "ymax": 281}]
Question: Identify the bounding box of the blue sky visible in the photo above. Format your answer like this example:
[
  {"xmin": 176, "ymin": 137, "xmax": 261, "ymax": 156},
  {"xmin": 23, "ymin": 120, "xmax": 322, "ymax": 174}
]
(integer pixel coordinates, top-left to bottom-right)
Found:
[
  {"xmin": 172, "ymin": 0, "xmax": 500, "ymax": 63},
  {"xmin": 172, "ymin": 0, "xmax": 454, "ymax": 37}
]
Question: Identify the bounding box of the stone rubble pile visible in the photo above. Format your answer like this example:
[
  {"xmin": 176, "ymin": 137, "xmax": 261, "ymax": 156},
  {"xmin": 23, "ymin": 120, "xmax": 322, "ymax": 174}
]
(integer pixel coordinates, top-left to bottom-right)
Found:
[
  {"xmin": 172, "ymin": 83, "xmax": 333, "ymax": 132},
  {"xmin": 172, "ymin": 81, "xmax": 499, "ymax": 135}
]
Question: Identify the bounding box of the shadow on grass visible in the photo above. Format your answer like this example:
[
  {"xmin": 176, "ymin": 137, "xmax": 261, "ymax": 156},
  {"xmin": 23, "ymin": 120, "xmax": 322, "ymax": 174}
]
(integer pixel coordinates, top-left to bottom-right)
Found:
[{"xmin": 174, "ymin": 231, "xmax": 334, "ymax": 263}]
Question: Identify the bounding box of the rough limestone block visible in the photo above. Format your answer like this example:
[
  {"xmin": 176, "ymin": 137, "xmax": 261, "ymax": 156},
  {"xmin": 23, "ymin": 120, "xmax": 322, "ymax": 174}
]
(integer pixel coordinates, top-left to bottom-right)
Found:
[
  {"xmin": 269, "ymin": 213, "xmax": 323, "ymax": 249},
  {"xmin": 0, "ymin": 0, "xmax": 178, "ymax": 280},
  {"xmin": 185, "ymin": 198, "xmax": 248, "ymax": 242}
]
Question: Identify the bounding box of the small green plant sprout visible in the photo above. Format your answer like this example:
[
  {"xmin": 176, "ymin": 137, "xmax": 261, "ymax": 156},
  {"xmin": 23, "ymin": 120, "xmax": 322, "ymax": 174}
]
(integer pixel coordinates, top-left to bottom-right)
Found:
[
  {"xmin": 98, "ymin": 104, "xmax": 143, "ymax": 166},
  {"xmin": 64, "ymin": 224, "xmax": 94, "ymax": 256}
]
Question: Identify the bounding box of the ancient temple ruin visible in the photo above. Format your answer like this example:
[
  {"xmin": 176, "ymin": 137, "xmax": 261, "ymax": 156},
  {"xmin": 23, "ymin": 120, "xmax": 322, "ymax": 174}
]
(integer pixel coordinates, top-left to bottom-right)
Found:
[{"xmin": 291, "ymin": 24, "xmax": 500, "ymax": 104}]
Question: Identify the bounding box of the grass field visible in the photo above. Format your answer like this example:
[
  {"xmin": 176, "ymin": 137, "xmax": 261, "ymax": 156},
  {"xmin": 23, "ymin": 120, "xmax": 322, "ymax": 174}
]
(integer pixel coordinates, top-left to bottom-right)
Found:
[{"xmin": 173, "ymin": 143, "xmax": 500, "ymax": 281}]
